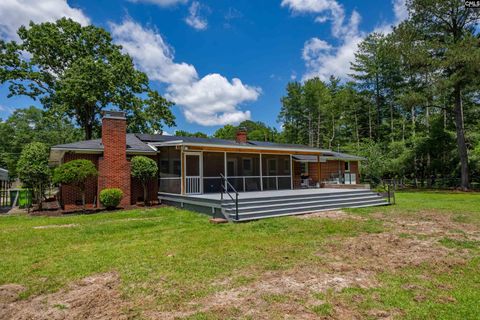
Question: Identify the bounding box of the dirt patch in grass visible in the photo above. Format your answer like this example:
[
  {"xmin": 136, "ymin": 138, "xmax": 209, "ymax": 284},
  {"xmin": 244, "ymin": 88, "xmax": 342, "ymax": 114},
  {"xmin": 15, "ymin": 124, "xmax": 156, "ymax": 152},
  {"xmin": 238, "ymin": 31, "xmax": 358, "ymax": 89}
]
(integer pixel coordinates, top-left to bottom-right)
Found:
[
  {"xmin": 296, "ymin": 210, "xmax": 364, "ymax": 220},
  {"xmin": 0, "ymin": 272, "xmax": 132, "ymax": 320},
  {"xmin": 148, "ymin": 210, "xmax": 477, "ymax": 319},
  {"xmin": 32, "ymin": 224, "xmax": 79, "ymax": 229},
  {"xmin": 146, "ymin": 265, "xmax": 376, "ymax": 319}
]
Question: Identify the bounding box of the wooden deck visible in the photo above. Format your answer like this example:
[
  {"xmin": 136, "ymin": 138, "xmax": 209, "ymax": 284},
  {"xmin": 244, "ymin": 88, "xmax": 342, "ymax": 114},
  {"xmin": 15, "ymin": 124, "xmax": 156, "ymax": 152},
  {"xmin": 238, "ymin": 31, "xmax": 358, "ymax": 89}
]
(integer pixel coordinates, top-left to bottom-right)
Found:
[{"xmin": 158, "ymin": 188, "xmax": 389, "ymax": 221}]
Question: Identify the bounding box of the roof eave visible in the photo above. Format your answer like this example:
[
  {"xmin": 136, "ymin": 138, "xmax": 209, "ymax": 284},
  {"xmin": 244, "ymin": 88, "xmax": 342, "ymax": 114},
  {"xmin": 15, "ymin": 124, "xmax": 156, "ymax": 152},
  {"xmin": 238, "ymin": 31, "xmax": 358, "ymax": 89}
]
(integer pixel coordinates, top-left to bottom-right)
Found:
[{"xmin": 150, "ymin": 141, "xmax": 331, "ymax": 154}]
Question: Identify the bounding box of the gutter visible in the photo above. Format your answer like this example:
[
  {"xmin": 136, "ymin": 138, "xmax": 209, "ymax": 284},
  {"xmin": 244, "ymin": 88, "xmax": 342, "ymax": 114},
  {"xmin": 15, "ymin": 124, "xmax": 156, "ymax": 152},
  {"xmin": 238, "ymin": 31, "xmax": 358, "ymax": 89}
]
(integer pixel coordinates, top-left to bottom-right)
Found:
[{"xmin": 149, "ymin": 141, "xmax": 332, "ymax": 154}]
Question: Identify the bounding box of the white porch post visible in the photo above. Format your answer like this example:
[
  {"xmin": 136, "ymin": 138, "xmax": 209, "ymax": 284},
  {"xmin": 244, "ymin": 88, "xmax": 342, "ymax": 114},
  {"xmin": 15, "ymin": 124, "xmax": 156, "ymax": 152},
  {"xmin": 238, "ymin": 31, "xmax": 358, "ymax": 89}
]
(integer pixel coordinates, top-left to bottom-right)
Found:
[
  {"xmin": 224, "ymin": 151, "xmax": 227, "ymax": 190},
  {"xmin": 259, "ymin": 153, "xmax": 263, "ymax": 191},
  {"xmin": 290, "ymin": 154, "xmax": 293, "ymax": 190}
]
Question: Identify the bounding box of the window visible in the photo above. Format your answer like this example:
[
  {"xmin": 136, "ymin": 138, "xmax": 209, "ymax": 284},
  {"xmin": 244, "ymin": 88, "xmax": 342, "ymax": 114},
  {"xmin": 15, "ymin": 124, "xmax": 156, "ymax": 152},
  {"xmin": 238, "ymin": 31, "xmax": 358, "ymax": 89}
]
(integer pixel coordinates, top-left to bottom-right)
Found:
[
  {"xmin": 284, "ymin": 159, "xmax": 290, "ymax": 174},
  {"xmin": 267, "ymin": 159, "xmax": 277, "ymax": 175},
  {"xmin": 227, "ymin": 159, "xmax": 237, "ymax": 176},
  {"xmin": 344, "ymin": 161, "xmax": 350, "ymax": 172},
  {"xmin": 242, "ymin": 158, "xmax": 252, "ymax": 175},
  {"xmin": 300, "ymin": 162, "xmax": 309, "ymax": 176}
]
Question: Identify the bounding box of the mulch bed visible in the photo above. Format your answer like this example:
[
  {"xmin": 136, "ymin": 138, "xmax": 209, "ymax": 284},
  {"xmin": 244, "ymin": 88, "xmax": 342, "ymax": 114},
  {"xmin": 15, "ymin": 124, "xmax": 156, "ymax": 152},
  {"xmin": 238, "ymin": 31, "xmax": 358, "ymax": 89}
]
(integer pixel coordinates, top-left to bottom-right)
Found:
[{"xmin": 29, "ymin": 202, "xmax": 165, "ymax": 216}]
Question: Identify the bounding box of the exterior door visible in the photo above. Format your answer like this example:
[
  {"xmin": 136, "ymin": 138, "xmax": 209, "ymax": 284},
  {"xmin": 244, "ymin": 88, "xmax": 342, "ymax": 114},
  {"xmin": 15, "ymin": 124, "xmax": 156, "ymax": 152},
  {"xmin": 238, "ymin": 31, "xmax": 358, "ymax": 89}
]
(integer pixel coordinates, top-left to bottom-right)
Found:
[{"xmin": 185, "ymin": 153, "xmax": 202, "ymax": 194}]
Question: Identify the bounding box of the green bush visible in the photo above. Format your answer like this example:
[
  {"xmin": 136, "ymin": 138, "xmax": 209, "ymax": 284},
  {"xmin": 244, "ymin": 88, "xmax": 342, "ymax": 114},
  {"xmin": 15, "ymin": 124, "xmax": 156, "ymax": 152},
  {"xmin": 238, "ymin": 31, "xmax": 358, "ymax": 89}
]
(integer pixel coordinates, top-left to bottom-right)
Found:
[
  {"xmin": 99, "ymin": 188, "xmax": 123, "ymax": 209},
  {"xmin": 131, "ymin": 156, "xmax": 158, "ymax": 205},
  {"xmin": 16, "ymin": 142, "xmax": 50, "ymax": 210},
  {"xmin": 53, "ymin": 159, "xmax": 97, "ymax": 209}
]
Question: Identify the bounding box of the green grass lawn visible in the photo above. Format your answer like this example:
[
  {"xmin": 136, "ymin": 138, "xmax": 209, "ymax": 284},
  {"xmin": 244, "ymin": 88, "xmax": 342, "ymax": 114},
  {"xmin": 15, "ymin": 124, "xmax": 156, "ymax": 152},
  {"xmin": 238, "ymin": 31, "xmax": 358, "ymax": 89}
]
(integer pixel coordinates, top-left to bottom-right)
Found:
[{"xmin": 0, "ymin": 191, "xmax": 479, "ymax": 319}]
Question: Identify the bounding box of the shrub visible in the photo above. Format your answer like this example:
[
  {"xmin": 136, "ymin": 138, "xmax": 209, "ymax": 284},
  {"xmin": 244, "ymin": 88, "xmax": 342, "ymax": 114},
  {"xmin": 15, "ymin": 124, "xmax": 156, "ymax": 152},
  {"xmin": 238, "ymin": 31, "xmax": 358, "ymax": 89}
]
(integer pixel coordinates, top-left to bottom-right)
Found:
[
  {"xmin": 17, "ymin": 142, "xmax": 50, "ymax": 210},
  {"xmin": 99, "ymin": 188, "xmax": 123, "ymax": 209},
  {"xmin": 53, "ymin": 159, "xmax": 97, "ymax": 209},
  {"xmin": 131, "ymin": 156, "xmax": 158, "ymax": 205}
]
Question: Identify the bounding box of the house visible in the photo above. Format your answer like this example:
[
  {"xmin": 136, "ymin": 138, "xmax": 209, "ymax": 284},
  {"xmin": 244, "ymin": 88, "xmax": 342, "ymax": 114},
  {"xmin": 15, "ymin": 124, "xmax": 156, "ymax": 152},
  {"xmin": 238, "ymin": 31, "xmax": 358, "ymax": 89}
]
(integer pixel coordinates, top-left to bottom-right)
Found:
[
  {"xmin": 49, "ymin": 111, "xmax": 388, "ymax": 219},
  {"xmin": 0, "ymin": 168, "xmax": 7, "ymax": 182}
]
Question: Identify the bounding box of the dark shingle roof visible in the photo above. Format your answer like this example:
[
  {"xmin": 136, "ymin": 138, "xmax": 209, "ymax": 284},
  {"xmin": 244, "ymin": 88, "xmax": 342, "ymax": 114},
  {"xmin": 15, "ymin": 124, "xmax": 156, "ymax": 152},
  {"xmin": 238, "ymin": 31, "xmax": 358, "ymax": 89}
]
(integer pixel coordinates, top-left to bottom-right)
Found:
[
  {"xmin": 51, "ymin": 133, "xmax": 363, "ymax": 160},
  {"xmin": 137, "ymin": 134, "xmax": 329, "ymax": 151},
  {"xmin": 136, "ymin": 134, "xmax": 241, "ymax": 146},
  {"xmin": 51, "ymin": 134, "xmax": 155, "ymax": 153}
]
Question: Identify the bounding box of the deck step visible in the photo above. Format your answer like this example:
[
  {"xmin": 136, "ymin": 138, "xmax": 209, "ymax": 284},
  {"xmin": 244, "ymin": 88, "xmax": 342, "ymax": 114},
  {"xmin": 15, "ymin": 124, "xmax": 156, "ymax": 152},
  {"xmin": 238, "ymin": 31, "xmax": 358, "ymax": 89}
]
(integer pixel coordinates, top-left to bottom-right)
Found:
[
  {"xmin": 220, "ymin": 189, "xmax": 372, "ymax": 205},
  {"xmin": 221, "ymin": 190, "xmax": 388, "ymax": 221},
  {"xmin": 222, "ymin": 193, "xmax": 379, "ymax": 210},
  {"xmin": 227, "ymin": 199, "xmax": 388, "ymax": 220},
  {"xmin": 229, "ymin": 202, "xmax": 389, "ymax": 221}
]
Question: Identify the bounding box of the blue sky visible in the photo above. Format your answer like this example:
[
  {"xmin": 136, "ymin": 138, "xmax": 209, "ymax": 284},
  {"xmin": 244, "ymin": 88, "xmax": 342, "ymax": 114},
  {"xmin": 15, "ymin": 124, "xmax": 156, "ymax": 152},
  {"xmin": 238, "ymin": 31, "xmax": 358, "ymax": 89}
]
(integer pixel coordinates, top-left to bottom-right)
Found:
[{"xmin": 0, "ymin": 0, "xmax": 406, "ymax": 135}]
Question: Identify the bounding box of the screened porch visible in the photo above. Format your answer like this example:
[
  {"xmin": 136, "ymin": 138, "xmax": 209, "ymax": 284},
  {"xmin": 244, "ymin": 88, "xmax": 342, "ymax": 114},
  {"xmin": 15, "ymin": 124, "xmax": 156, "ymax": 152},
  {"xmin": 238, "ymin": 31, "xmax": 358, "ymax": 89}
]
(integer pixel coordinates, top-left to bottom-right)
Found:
[{"xmin": 158, "ymin": 147, "xmax": 294, "ymax": 195}]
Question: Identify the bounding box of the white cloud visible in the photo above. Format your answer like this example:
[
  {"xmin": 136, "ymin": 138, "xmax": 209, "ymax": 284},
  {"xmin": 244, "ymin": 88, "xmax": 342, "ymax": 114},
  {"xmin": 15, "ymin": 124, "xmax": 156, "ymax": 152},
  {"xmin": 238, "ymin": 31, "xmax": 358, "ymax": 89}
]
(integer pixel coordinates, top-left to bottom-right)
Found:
[
  {"xmin": 110, "ymin": 20, "xmax": 196, "ymax": 85},
  {"xmin": 302, "ymin": 34, "xmax": 364, "ymax": 81},
  {"xmin": 393, "ymin": 0, "xmax": 408, "ymax": 23},
  {"xmin": 287, "ymin": 0, "xmax": 408, "ymax": 81},
  {"xmin": 0, "ymin": 105, "xmax": 13, "ymax": 114},
  {"xmin": 110, "ymin": 20, "xmax": 260, "ymax": 126},
  {"xmin": 281, "ymin": 0, "xmax": 345, "ymax": 38},
  {"xmin": 185, "ymin": 1, "xmax": 208, "ymax": 30},
  {"xmin": 374, "ymin": 0, "xmax": 408, "ymax": 34},
  {"xmin": 127, "ymin": 0, "xmax": 188, "ymax": 7},
  {"xmin": 0, "ymin": 0, "xmax": 90, "ymax": 40}
]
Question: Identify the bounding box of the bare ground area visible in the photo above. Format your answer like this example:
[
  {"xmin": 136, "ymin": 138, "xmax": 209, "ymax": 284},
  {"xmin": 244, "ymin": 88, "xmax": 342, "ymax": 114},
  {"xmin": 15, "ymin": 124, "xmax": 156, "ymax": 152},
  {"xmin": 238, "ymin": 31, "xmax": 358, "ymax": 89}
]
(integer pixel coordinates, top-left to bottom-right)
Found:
[
  {"xmin": 1, "ymin": 209, "xmax": 478, "ymax": 319},
  {"xmin": 0, "ymin": 272, "xmax": 132, "ymax": 320},
  {"xmin": 148, "ymin": 210, "xmax": 477, "ymax": 319}
]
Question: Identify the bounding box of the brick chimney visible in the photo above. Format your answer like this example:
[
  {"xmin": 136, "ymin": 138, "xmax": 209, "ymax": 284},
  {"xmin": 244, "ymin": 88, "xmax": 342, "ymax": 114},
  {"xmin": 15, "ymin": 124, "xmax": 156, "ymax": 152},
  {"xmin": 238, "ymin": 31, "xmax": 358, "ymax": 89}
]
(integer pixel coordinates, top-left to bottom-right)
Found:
[
  {"xmin": 98, "ymin": 111, "xmax": 130, "ymax": 207},
  {"xmin": 236, "ymin": 127, "xmax": 248, "ymax": 144}
]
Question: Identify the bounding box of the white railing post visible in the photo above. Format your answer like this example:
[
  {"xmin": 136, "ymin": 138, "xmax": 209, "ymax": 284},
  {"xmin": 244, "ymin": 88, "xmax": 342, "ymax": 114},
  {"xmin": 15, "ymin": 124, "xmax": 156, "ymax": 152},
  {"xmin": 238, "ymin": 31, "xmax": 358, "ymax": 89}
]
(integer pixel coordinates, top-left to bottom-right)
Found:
[
  {"xmin": 224, "ymin": 152, "xmax": 227, "ymax": 191},
  {"xmin": 259, "ymin": 153, "xmax": 263, "ymax": 191}
]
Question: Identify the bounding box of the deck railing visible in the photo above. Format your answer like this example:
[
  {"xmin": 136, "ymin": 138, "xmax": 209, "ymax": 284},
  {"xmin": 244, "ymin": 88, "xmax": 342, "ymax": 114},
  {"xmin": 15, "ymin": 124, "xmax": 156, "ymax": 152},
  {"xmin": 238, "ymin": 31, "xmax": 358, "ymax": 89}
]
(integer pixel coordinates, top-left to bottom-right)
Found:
[
  {"xmin": 220, "ymin": 173, "xmax": 239, "ymax": 221},
  {"xmin": 185, "ymin": 176, "xmax": 201, "ymax": 194}
]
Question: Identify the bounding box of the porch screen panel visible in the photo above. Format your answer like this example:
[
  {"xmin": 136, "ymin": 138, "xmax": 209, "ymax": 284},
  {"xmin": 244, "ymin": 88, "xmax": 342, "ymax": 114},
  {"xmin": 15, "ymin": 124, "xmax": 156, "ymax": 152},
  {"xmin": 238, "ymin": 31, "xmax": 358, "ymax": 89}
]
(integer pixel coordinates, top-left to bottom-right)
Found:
[
  {"xmin": 226, "ymin": 153, "xmax": 260, "ymax": 192},
  {"xmin": 203, "ymin": 152, "xmax": 225, "ymax": 193},
  {"xmin": 159, "ymin": 147, "xmax": 181, "ymax": 194},
  {"xmin": 261, "ymin": 154, "xmax": 291, "ymax": 190}
]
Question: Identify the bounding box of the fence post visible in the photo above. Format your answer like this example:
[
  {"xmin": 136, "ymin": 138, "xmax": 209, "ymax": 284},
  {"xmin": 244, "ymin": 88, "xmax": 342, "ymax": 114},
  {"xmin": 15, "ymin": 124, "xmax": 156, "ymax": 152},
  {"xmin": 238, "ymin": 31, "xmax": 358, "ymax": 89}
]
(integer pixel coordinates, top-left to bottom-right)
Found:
[{"xmin": 387, "ymin": 184, "xmax": 391, "ymax": 204}]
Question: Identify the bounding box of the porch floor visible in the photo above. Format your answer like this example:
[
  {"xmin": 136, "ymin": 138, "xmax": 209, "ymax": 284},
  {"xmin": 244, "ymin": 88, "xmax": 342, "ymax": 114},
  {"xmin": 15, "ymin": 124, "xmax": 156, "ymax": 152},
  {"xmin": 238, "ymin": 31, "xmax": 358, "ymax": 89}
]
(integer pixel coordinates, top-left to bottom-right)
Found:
[{"xmin": 186, "ymin": 188, "xmax": 363, "ymax": 200}]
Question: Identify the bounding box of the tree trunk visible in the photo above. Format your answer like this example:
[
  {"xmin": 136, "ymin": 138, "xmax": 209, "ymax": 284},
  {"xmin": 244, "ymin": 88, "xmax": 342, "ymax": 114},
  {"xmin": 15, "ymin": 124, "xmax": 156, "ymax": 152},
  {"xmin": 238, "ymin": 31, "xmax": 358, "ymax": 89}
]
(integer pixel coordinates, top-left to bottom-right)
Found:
[
  {"xmin": 375, "ymin": 75, "xmax": 381, "ymax": 138},
  {"xmin": 36, "ymin": 185, "xmax": 43, "ymax": 211},
  {"xmin": 390, "ymin": 103, "xmax": 394, "ymax": 142},
  {"xmin": 329, "ymin": 116, "xmax": 335, "ymax": 149},
  {"xmin": 85, "ymin": 125, "xmax": 93, "ymax": 140},
  {"xmin": 143, "ymin": 182, "xmax": 149, "ymax": 206},
  {"xmin": 426, "ymin": 105, "xmax": 431, "ymax": 187},
  {"xmin": 316, "ymin": 112, "xmax": 321, "ymax": 148},
  {"xmin": 81, "ymin": 190, "xmax": 86, "ymax": 211},
  {"xmin": 412, "ymin": 105, "xmax": 418, "ymax": 187},
  {"xmin": 354, "ymin": 112, "xmax": 360, "ymax": 148},
  {"xmin": 453, "ymin": 86, "xmax": 469, "ymax": 190},
  {"xmin": 308, "ymin": 112, "xmax": 313, "ymax": 147},
  {"xmin": 368, "ymin": 103, "xmax": 373, "ymax": 139}
]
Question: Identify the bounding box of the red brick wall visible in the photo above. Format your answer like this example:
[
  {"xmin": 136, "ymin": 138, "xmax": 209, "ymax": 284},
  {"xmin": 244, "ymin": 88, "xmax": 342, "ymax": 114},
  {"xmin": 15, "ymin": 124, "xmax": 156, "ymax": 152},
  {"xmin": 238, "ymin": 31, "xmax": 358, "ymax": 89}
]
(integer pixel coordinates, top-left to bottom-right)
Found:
[
  {"xmin": 97, "ymin": 116, "xmax": 131, "ymax": 207},
  {"xmin": 320, "ymin": 160, "xmax": 360, "ymax": 181},
  {"xmin": 292, "ymin": 160, "xmax": 360, "ymax": 186},
  {"xmin": 60, "ymin": 153, "xmax": 99, "ymax": 209},
  {"xmin": 293, "ymin": 161, "xmax": 302, "ymax": 188},
  {"xmin": 320, "ymin": 160, "xmax": 343, "ymax": 180}
]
